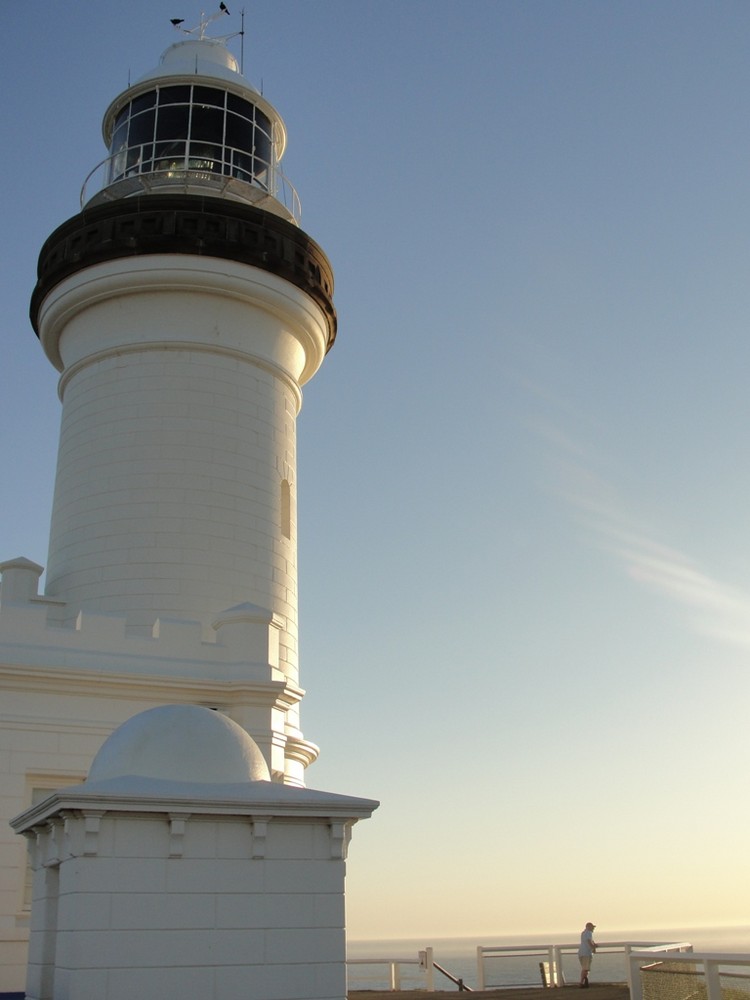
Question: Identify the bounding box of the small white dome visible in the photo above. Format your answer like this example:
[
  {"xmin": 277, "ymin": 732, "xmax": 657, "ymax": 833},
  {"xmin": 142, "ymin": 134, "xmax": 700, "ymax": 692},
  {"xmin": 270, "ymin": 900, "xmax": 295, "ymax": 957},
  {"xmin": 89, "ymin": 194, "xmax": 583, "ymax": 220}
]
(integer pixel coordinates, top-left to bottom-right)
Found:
[
  {"xmin": 135, "ymin": 39, "xmax": 258, "ymax": 92},
  {"xmin": 87, "ymin": 705, "xmax": 270, "ymax": 784}
]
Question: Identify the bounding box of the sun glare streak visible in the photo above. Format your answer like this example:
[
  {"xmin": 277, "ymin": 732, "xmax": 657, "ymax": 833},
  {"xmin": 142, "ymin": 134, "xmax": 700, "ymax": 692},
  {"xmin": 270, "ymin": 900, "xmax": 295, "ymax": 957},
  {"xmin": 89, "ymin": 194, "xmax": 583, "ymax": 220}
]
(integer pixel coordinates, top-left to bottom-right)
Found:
[
  {"xmin": 535, "ymin": 416, "xmax": 750, "ymax": 650},
  {"xmin": 612, "ymin": 535, "xmax": 750, "ymax": 647}
]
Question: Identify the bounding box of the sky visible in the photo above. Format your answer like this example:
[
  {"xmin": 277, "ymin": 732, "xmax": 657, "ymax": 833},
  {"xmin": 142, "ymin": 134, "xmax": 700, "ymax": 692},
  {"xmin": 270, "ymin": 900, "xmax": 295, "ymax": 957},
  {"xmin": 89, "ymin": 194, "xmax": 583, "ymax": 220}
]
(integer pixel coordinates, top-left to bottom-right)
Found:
[{"xmin": 2, "ymin": 0, "xmax": 750, "ymax": 944}]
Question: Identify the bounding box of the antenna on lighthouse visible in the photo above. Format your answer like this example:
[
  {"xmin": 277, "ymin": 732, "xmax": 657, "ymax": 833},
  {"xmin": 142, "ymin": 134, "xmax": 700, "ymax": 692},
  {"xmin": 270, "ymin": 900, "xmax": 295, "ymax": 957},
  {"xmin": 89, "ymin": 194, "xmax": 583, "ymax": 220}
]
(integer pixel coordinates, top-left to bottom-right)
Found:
[{"xmin": 240, "ymin": 7, "xmax": 246, "ymax": 74}]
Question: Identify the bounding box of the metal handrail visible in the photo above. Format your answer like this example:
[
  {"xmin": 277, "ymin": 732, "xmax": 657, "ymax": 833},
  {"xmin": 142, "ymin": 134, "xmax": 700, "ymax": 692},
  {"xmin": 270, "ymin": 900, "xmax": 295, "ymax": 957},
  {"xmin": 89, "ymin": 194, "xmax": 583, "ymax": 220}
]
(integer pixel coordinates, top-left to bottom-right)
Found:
[
  {"xmin": 80, "ymin": 144, "xmax": 301, "ymax": 223},
  {"xmin": 433, "ymin": 957, "xmax": 473, "ymax": 991},
  {"xmin": 347, "ymin": 947, "xmax": 470, "ymax": 993}
]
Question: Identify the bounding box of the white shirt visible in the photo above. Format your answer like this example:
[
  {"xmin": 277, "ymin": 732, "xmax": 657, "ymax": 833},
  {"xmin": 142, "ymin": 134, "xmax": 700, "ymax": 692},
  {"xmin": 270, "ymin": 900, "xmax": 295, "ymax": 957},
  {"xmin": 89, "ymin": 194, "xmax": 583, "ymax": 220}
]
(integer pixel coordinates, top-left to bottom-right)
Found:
[{"xmin": 579, "ymin": 929, "xmax": 595, "ymax": 957}]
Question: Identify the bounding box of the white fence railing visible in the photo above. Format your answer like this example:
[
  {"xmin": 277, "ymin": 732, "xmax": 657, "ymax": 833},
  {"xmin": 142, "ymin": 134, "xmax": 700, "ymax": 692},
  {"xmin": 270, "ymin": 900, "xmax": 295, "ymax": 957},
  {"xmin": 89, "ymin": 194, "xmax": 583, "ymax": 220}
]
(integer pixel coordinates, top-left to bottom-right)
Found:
[
  {"xmin": 476, "ymin": 940, "xmax": 694, "ymax": 991},
  {"xmin": 628, "ymin": 947, "xmax": 750, "ymax": 1000},
  {"xmin": 347, "ymin": 947, "xmax": 435, "ymax": 991},
  {"xmin": 347, "ymin": 939, "xmax": 750, "ymax": 994}
]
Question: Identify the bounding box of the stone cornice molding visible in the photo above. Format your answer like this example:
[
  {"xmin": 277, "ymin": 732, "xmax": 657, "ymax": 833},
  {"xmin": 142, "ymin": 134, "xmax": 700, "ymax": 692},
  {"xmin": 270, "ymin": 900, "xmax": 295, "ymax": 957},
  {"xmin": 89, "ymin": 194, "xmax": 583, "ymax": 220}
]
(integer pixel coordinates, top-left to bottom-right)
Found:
[
  {"xmin": 56, "ymin": 338, "xmax": 303, "ymax": 412},
  {"xmin": 284, "ymin": 736, "xmax": 321, "ymax": 771},
  {"xmin": 0, "ymin": 663, "xmax": 305, "ymax": 709},
  {"xmin": 30, "ymin": 195, "xmax": 336, "ymax": 350},
  {"xmin": 11, "ymin": 781, "xmax": 379, "ymax": 833}
]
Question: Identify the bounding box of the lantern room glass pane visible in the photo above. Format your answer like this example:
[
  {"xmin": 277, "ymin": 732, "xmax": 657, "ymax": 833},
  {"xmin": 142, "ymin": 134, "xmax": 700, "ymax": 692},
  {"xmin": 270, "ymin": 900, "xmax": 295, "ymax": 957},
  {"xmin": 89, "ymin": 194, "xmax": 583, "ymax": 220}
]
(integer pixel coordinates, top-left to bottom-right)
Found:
[
  {"xmin": 128, "ymin": 109, "xmax": 155, "ymax": 147},
  {"xmin": 256, "ymin": 109, "xmax": 271, "ymax": 136},
  {"xmin": 255, "ymin": 110, "xmax": 273, "ymax": 165},
  {"xmin": 156, "ymin": 105, "xmax": 190, "ymax": 140},
  {"xmin": 126, "ymin": 146, "xmax": 144, "ymax": 173},
  {"xmin": 113, "ymin": 106, "xmax": 129, "ymax": 132},
  {"xmin": 188, "ymin": 142, "xmax": 223, "ymax": 172},
  {"xmin": 226, "ymin": 92, "xmax": 254, "ymax": 118},
  {"xmin": 131, "ymin": 91, "xmax": 156, "ymax": 114},
  {"xmin": 111, "ymin": 121, "xmax": 128, "ymax": 154},
  {"xmin": 154, "ymin": 139, "xmax": 187, "ymax": 172},
  {"xmin": 225, "ymin": 111, "xmax": 252, "ymax": 154},
  {"xmin": 191, "ymin": 105, "xmax": 225, "ymax": 145},
  {"xmin": 138, "ymin": 143, "xmax": 155, "ymax": 172},
  {"xmin": 159, "ymin": 85, "xmax": 191, "ymax": 105},
  {"xmin": 232, "ymin": 151, "xmax": 254, "ymax": 184},
  {"xmin": 194, "ymin": 86, "xmax": 225, "ymax": 108},
  {"xmin": 255, "ymin": 129, "xmax": 272, "ymax": 168}
]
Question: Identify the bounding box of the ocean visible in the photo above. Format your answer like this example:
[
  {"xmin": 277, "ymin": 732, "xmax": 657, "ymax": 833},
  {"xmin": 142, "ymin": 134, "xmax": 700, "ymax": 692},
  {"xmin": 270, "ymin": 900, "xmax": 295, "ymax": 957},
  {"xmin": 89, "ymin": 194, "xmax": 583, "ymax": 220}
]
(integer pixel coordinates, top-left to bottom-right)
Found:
[{"xmin": 346, "ymin": 925, "xmax": 750, "ymax": 993}]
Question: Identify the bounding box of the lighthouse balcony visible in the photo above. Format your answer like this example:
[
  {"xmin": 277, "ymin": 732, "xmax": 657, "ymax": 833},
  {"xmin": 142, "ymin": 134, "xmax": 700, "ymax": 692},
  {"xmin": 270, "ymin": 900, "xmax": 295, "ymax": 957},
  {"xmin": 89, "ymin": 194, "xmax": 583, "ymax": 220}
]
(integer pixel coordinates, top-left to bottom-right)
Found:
[{"xmin": 81, "ymin": 144, "xmax": 301, "ymax": 225}]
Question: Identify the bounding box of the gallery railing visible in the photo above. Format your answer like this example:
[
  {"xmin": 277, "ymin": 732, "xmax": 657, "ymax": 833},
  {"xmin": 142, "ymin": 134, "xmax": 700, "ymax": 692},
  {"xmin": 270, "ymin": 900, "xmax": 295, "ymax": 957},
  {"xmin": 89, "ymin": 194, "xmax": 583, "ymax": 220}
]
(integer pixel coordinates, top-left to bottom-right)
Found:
[{"xmin": 80, "ymin": 144, "xmax": 301, "ymax": 224}]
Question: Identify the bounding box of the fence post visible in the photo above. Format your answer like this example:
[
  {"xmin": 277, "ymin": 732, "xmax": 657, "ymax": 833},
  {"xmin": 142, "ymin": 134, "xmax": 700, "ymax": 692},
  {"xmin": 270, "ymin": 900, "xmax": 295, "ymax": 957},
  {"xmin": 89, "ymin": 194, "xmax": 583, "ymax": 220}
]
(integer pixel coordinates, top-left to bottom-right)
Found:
[
  {"xmin": 627, "ymin": 952, "xmax": 644, "ymax": 1000},
  {"xmin": 704, "ymin": 958, "xmax": 722, "ymax": 1000},
  {"xmin": 476, "ymin": 946, "xmax": 486, "ymax": 991},
  {"xmin": 425, "ymin": 946, "xmax": 435, "ymax": 992},
  {"xmin": 552, "ymin": 945, "xmax": 564, "ymax": 986},
  {"xmin": 389, "ymin": 960, "xmax": 400, "ymax": 990}
]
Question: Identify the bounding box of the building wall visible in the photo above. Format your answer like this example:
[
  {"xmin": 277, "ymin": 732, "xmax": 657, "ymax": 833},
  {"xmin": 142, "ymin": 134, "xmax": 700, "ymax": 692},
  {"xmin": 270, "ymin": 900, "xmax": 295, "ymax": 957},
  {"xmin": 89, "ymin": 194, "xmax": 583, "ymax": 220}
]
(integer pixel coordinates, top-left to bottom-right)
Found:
[
  {"xmin": 0, "ymin": 687, "xmax": 115, "ymax": 992},
  {"xmin": 0, "ymin": 603, "xmax": 316, "ymax": 992},
  {"xmin": 21, "ymin": 801, "xmax": 351, "ymax": 1000}
]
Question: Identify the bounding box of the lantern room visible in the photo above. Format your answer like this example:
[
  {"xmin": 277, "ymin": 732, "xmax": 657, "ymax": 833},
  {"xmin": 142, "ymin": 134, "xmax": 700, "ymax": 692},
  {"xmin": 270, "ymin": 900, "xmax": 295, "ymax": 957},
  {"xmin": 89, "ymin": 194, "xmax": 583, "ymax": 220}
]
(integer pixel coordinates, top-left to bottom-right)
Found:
[{"xmin": 82, "ymin": 37, "xmax": 299, "ymax": 222}]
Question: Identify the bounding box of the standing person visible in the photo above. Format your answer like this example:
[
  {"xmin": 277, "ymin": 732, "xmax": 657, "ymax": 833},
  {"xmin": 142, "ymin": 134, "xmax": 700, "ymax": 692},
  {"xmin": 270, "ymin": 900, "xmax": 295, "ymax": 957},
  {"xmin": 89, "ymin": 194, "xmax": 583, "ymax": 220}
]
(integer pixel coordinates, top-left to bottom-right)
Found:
[{"xmin": 578, "ymin": 921, "xmax": 597, "ymax": 987}]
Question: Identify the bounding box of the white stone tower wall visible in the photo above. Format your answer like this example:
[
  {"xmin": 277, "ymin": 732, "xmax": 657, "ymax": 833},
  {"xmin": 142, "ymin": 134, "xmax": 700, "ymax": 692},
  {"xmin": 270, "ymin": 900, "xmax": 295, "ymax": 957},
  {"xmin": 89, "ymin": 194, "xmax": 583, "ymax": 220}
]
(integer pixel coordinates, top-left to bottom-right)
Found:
[
  {"xmin": 48, "ymin": 350, "xmax": 297, "ymax": 629},
  {"xmin": 37, "ymin": 257, "xmax": 330, "ymax": 688}
]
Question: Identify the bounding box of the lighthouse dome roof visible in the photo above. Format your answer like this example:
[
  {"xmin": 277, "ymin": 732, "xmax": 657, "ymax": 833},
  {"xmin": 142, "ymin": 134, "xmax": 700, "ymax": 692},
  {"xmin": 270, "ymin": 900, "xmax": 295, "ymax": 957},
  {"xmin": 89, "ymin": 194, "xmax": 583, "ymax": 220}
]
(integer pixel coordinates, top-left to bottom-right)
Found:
[
  {"xmin": 87, "ymin": 704, "xmax": 270, "ymax": 784},
  {"xmin": 135, "ymin": 38, "xmax": 259, "ymax": 92}
]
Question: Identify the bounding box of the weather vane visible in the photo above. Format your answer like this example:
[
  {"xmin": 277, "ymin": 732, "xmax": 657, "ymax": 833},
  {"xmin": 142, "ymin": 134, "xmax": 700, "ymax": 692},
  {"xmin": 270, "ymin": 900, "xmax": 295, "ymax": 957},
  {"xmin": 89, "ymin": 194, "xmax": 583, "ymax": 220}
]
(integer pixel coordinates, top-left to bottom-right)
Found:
[
  {"xmin": 171, "ymin": 4, "xmax": 237, "ymax": 41},
  {"xmin": 170, "ymin": 4, "xmax": 246, "ymax": 68}
]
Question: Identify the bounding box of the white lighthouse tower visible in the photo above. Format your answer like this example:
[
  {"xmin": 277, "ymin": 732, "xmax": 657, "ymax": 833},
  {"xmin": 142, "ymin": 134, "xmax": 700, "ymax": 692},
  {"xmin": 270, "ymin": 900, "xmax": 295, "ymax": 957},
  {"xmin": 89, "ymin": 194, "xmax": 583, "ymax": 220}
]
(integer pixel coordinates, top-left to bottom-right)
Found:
[{"xmin": 0, "ymin": 15, "xmax": 373, "ymax": 996}]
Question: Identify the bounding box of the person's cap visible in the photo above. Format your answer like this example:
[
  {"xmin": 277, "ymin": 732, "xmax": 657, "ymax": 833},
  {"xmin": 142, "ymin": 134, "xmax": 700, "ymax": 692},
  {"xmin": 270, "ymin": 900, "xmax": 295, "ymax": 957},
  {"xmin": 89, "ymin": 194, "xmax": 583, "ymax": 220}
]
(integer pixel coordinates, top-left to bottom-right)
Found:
[{"xmin": 586, "ymin": 922, "xmax": 596, "ymax": 929}]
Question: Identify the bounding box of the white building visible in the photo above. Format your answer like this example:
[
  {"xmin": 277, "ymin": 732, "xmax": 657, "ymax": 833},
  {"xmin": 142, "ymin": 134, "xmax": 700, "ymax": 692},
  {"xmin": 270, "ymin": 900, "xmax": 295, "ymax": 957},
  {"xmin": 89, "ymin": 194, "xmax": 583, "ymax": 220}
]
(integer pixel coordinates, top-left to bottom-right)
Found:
[{"xmin": 0, "ymin": 17, "xmax": 370, "ymax": 995}]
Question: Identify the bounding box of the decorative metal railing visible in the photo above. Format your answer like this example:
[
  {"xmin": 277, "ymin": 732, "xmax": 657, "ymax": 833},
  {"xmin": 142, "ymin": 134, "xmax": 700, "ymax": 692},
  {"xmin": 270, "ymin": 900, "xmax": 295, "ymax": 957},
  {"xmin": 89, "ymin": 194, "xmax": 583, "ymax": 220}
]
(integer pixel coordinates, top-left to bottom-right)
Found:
[{"xmin": 80, "ymin": 143, "xmax": 301, "ymax": 224}]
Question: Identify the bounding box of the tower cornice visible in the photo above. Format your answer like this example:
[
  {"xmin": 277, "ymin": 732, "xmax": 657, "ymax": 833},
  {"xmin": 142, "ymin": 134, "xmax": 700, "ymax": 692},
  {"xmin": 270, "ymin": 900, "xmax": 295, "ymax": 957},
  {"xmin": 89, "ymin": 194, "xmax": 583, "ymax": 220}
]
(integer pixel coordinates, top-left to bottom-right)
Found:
[{"xmin": 30, "ymin": 195, "xmax": 336, "ymax": 350}]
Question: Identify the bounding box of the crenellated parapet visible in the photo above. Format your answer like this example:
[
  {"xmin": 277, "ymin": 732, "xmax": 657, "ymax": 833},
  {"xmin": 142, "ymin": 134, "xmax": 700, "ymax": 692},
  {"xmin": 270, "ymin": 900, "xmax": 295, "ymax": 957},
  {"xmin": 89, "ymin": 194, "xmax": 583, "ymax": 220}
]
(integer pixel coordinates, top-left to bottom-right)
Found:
[
  {"xmin": 0, "ymin": 556, "xmax": 319, "ymax": 781},
  {"xmin": 2, "ymin": 556, "xmax": 286, "ymax": 682}
]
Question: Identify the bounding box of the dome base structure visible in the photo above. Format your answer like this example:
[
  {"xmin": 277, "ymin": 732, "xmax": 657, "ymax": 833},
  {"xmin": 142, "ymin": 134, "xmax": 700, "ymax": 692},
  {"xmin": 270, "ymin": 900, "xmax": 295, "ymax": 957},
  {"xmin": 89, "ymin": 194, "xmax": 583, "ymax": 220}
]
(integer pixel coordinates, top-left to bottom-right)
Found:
[{"xmin": 11, "ymin": 706, "xmax": 378, "ymax": 1000}]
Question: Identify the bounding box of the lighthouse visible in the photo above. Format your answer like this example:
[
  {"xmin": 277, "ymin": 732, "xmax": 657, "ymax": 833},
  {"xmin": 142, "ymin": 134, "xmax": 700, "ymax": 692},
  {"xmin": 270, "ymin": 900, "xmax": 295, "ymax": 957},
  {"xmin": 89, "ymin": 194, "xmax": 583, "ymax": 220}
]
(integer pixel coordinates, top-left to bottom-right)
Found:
[{"xmin": 0, "ymin": 14, "xmax": 374, "ymax": 996}]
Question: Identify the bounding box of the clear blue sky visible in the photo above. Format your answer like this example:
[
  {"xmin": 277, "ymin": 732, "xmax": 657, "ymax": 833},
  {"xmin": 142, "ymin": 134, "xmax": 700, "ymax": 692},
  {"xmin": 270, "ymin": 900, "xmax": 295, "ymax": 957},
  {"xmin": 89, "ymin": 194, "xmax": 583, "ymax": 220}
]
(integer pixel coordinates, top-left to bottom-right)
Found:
[{"xmin": 2, "ymin": 0, "xmax": 750, "ymax": 941}]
